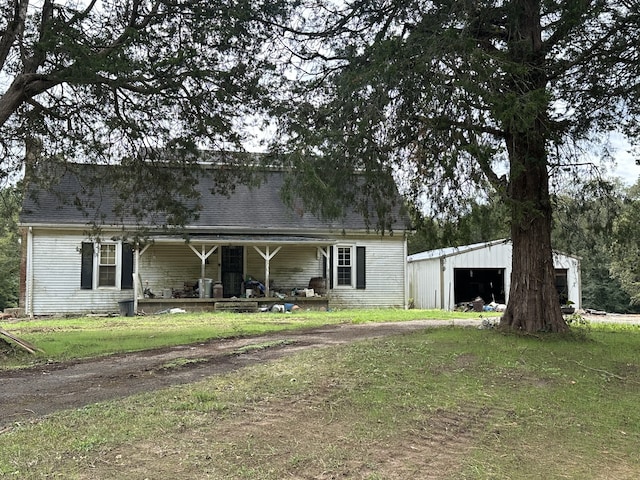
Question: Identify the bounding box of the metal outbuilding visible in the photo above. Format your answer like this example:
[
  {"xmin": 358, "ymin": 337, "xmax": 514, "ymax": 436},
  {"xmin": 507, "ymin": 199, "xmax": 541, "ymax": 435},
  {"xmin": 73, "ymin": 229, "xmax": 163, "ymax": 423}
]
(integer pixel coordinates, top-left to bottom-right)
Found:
[{"xmin": 407, "ymin": 239, "xmax": 581, "ymax": 310}]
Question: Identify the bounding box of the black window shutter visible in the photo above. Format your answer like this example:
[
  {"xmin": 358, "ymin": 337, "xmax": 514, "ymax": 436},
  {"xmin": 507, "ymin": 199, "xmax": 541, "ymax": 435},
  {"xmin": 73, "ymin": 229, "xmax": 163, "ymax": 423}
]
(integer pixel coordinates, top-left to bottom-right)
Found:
[
  {"xmin": 329, "ymin": 246, "xmax": 334, "ymax": 289},
  {"xmin": 121, "ymin": 243, "xmax": 134, "ymax": 290},
  {"xmin": 80, "ymin": 242, "xmax": 94, "ymax": 289},
  {"xmin": 356, "ymin": 246, "xmax": 366, "ymax": 289},
  {"xmin": 322, "ymin": 252, "xmax": 327, "ymax": 280}
]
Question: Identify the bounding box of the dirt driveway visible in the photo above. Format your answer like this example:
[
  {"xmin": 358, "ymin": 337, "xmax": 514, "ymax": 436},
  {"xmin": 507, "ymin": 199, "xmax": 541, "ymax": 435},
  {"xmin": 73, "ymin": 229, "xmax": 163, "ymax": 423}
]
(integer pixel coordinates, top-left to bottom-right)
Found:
[
  {"xmin": 2, "ymin": 314, "xmax": 638, "ymax": 430},
  {"xmin": 1, "ymin": 319, "xmax": 479, "ymax": 428}
]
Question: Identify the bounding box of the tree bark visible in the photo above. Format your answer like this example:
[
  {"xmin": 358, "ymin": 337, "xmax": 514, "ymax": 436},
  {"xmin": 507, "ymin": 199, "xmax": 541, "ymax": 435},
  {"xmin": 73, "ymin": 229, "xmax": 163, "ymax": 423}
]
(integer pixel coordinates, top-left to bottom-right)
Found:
[
  {"xmin": 499, "ymin": 0, "xmax": 568, "ymax": 333},
  {"xmin": 0, "ymin": 74, "xmax": 57, "ymax": 128},
  {"xmin": 500, "ymin": 134, "xmax": 568, "ymax": 332}
]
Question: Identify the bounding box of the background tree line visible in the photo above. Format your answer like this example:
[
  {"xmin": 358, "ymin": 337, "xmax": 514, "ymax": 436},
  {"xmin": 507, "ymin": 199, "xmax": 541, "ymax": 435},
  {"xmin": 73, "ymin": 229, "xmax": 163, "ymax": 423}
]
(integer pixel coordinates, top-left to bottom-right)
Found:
[{"xmin": 0, "ymin": 183, "xmax": 20, "ymax": 311}]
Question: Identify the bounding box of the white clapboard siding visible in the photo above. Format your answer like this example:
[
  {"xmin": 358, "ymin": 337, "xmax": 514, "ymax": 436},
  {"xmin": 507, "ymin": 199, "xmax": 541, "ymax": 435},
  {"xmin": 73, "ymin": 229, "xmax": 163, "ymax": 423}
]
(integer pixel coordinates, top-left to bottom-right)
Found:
[
  {"xmin": 246, "ymin": 245, "xmax": 324, "ymax": 293},
  {"xmin": 329, "ymin": 236, "xmax": 407, "ymax": 309},
  {"xmin": 29, "ymin": 230, "xmax": 133, "ymax": 315},
  {"xmin": 26, "ymin": 229, "xmax": 409, "ymax": 315},
  {"xmin": 138, "ymin": 243, "xmax": 213, "ymax": 294}
]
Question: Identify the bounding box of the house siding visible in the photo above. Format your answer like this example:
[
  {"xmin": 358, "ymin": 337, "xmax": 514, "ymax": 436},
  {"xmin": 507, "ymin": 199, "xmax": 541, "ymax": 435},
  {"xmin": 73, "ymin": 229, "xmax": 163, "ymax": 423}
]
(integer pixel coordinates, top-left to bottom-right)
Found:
[
  {"xmin": 246, "ymin": 245, "xmax": 325, "ymax": 294},
  {"xmin": 24, "ymin": 229, "xmax": 408, "ymax": 315},
  {"xmin": 329, "ymin": 236, "xmax": 407, "ymax": 309},
  {"xmin": 28, "ymin": 230, "xmax": 132, "ymax": 315}
]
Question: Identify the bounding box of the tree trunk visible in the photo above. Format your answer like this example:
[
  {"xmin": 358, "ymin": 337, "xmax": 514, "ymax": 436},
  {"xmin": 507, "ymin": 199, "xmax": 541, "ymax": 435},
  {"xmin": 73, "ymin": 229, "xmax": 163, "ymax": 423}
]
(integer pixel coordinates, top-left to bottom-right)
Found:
[
  {"xmin": 500, "ymin": 148, "xmax": 568, "ymax": 332},
  {"xmin": 499, "ymin": 0, "xmax": 568, "ymax": 333}
]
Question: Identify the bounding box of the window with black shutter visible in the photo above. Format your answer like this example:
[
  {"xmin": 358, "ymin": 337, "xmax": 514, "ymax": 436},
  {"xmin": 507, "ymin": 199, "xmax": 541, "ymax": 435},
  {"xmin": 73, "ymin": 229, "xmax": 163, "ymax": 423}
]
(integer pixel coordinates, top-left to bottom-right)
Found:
[
  {"xmin": 98, "ymin": 244, "xmax": 117, "ymax": 287},
  {"xmin": 81, "ymin": 241, "xmax": 133, "ymax": 290}
]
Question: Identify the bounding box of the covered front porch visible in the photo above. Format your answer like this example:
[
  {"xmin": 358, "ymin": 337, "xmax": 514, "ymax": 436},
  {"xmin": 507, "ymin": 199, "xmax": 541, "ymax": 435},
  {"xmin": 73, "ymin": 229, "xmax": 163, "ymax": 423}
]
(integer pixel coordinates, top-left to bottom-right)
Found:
[{"xmin": 131, "ymin": 234, "xmax": 336, "ymax": 314}]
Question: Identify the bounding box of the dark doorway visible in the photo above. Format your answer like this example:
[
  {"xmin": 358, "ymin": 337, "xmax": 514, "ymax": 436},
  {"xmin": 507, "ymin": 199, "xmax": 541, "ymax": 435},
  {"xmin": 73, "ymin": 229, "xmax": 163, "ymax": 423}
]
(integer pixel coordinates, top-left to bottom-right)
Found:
[
  {"xmin": 221, "ymin": 246, "xmax": 244, "ymax": 297},
  {"xmin": 454, "ymin": 268, "xmax": 506, "ymax": 305},
  {"xmin": 555, "ymin": 269, "xmax": 569, "ymax": 304}
]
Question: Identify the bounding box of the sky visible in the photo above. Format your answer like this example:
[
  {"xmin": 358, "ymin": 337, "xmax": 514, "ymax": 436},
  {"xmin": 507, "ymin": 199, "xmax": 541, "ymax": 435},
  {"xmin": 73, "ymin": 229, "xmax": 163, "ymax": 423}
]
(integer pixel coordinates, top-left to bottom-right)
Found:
[
  {"xmin": 608, "ymin": 135, "xmax": 640, "ymax": 186},
  {"xmin": 611, "ymin": 157, "xmax": 640, "ymax": 186}
]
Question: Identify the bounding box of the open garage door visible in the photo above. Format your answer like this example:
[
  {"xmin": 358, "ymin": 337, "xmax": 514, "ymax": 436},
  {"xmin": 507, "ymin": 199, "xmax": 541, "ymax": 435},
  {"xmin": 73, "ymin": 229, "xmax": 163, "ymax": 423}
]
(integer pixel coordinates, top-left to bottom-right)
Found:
[{"xmin": 454, "ymin": 268, "xmax": 506, "ymax": 305}]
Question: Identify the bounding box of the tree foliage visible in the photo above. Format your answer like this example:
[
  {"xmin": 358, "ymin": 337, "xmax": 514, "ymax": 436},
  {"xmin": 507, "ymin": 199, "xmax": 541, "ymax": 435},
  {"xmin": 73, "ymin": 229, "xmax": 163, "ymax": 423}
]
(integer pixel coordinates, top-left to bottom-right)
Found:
[
  {"xmin": 552, "ymin": 179, "xmax": 639, "ymax": 313},
  {"xmin": 0, "ymin": 184, "xmax": 21, "ymax": 311},
  {"xmin": 610, "ymin": 180, "xmax": 640, "ymax": 307},
  {"xmin": 1, "ymin": 0, "xmax": 287, "ymax": 227},
  {"xmin": 408, "ymin": 195, "xmax": 510, "ymax": 255},
  {"xmin": 266, "ymin": 0, "xmax": 640, "ymax": 332}
]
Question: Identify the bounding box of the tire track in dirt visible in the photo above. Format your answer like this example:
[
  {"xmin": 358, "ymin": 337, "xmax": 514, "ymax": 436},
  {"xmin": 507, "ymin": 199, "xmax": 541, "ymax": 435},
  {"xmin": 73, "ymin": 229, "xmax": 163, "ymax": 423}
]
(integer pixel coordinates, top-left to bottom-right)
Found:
[
  {"xmin": 0, "ymin": 319, "xmax": 477, "ymax": 428},
  {"xmin": 358, "ymin": 405, "xmax": 497, "ymax": 479}
]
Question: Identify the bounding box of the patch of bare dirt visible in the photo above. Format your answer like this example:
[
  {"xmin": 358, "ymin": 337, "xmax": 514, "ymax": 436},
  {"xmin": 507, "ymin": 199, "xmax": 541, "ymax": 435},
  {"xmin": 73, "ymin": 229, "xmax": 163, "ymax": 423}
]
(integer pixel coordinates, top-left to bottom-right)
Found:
[
  {"xmin": 0, "ymin": 319, "xmax": 475, "ymax": 428},
  {"xmin": 73, "ymin": 382, "xmax": 496, "ymax": 479}
]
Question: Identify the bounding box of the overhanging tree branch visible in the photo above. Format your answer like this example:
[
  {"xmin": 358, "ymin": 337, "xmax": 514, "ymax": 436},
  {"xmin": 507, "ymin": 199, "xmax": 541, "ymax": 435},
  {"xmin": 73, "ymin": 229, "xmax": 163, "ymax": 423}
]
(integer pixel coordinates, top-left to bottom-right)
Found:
[{"xmin": 0, "ymin": 0, "xmax": 28, "ymax": 69}]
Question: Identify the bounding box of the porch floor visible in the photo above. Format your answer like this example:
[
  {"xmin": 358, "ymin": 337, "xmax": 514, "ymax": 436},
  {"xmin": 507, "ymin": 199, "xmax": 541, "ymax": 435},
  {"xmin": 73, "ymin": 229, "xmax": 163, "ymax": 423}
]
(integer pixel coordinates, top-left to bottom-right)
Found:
[{"xmin": 137, "ymin": 296, "xmax": 329, "ymax": 314}]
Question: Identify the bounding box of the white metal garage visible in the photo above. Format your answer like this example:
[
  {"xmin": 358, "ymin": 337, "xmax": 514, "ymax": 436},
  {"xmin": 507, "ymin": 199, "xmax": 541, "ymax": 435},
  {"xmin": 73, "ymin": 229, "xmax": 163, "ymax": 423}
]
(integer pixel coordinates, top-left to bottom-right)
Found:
[{"xmin": 407, "ymin": 239, "xmax": 581, "ymax": 310}]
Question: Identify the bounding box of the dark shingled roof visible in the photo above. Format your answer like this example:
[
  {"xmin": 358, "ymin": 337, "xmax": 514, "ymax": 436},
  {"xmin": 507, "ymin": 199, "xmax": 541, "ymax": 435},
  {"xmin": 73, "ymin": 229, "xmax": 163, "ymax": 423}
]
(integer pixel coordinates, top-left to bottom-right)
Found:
[{"xmin": 20, "ymin": 163, "xmax": 409, "ymax": 234}]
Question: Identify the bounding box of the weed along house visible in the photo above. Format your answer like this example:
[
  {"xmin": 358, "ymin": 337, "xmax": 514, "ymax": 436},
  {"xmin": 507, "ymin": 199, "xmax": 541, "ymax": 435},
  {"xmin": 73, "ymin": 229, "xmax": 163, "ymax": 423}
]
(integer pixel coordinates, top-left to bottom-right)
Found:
[
  {"xmin": 407, "ymin": 239, "xmax": 581, "ymax": 311},
  {"xmin": 19, "ymin": 163, "xmax": 411, "ymax": 317}
]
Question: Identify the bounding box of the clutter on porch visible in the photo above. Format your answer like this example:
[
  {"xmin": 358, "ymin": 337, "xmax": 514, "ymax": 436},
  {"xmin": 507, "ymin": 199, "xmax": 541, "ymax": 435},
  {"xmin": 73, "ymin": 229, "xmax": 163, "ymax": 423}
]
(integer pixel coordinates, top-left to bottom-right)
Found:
[{"xmin": 137, "ymin": 274, "xmax": 330, "ymax": 314}]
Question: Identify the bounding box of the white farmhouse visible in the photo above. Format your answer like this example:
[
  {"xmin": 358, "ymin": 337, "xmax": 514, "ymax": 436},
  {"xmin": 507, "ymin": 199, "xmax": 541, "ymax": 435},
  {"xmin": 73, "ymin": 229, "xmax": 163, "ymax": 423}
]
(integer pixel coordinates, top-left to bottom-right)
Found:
[{"xmin": 19, "ymin": 163, "xmax": 411, "ymax": 317}]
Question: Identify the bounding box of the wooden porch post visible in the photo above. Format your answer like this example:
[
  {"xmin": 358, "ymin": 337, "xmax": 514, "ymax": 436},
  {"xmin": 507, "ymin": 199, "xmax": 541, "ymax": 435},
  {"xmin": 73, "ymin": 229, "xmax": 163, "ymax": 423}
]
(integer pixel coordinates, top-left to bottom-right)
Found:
[
  {"xmin": 188, "ymin": 244, "xmax": 218, "ymax": 296},
  {"xmin": 133, "ymin": 243, "xmax": 151, "ymax": 314},
  {"xmin": 253, "ymin": 246, "xmax": 281, "ymax": 297},
  {"xmin": 133, "ymin": 245, "xmax": 139, "ymax": 314},
  {"xmin": 200, "ymin": 245, "xmax": 206, "ymax": 280}
]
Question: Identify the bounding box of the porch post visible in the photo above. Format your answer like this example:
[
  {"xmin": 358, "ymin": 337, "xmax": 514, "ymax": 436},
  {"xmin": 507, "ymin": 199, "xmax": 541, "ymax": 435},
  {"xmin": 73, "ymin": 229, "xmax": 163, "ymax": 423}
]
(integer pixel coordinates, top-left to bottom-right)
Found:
[
  {"xmin": 133, "ymin": 243, "xmax": 151, "ymax": 314},
  {"xmin": 133, "ymin": 245, "xmax": 140, "ymax": 314},
  {"xmin": 200, "ymin": 245, "xmax": 206, "ymax": 280},
  {"xmin": 253, "ymin": 245, "xmax": 282, "ymax": 297},
  {"xmin": 187, "ymin": 244, "xmax": 218, "ymax": 296},
  {"xmin": 317, "ymin": 246, "xmax": 330, "ymax": 292}
]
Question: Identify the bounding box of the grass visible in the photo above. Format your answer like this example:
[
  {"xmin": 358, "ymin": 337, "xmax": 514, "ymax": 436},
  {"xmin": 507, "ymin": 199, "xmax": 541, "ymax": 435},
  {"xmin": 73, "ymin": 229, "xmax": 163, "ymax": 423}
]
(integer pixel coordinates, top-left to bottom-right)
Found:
[
  {"xmin": 0, "ymin": 319, "xmax": 639, "ymax": 478},
  {"xmin": 0, "ymin": 308, "xmax": 487, "ymax": 369}
]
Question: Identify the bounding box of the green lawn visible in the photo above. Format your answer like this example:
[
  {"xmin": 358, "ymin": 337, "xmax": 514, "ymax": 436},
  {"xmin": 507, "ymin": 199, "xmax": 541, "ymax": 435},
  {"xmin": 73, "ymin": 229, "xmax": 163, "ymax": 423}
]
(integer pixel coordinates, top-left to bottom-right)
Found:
[
  {"xmin": 1, "ymin": 312, "xmax": 639, "ymax": 479},
  {"xmin": 0, "ymin": 308, "xmax": 487, "ymax": 369}
]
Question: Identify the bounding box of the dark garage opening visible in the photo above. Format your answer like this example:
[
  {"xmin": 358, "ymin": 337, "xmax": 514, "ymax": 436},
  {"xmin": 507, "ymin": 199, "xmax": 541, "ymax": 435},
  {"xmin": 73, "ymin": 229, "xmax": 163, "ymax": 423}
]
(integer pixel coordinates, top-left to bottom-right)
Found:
[
  {"xmin": 454, "ymin": 268, "xmax": 506, "ymax": 305},
  {"xmin": 555, "ymin": 269, "xmax": 569, "ymax": 304}
]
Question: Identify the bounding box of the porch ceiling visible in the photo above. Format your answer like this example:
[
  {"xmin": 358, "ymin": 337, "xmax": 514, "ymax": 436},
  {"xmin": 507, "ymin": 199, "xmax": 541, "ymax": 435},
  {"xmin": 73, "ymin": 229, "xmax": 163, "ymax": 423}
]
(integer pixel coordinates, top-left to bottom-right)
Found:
[{"xmin": 145, "ymin": 234, "xmax": 338, "ymax": 246}]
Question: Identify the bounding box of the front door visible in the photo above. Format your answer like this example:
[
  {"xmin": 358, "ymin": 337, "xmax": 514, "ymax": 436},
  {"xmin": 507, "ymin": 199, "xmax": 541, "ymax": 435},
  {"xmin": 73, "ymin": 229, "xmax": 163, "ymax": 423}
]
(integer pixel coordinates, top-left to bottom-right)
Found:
[{"xmin": 221, "ymin": 246, "xmax": 244, "ymax": 297}]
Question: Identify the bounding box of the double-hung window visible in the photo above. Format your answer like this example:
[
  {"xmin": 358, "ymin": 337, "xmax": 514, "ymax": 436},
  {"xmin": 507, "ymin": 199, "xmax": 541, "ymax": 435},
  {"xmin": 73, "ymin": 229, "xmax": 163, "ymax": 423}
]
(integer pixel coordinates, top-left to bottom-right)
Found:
[
  {"xmin": 336, "ymin": 246, "xmax": 353, "ymax": 286},
  {"xmin": 98, "ymin": 244, "xmax": 117, "ymax": 287}
]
